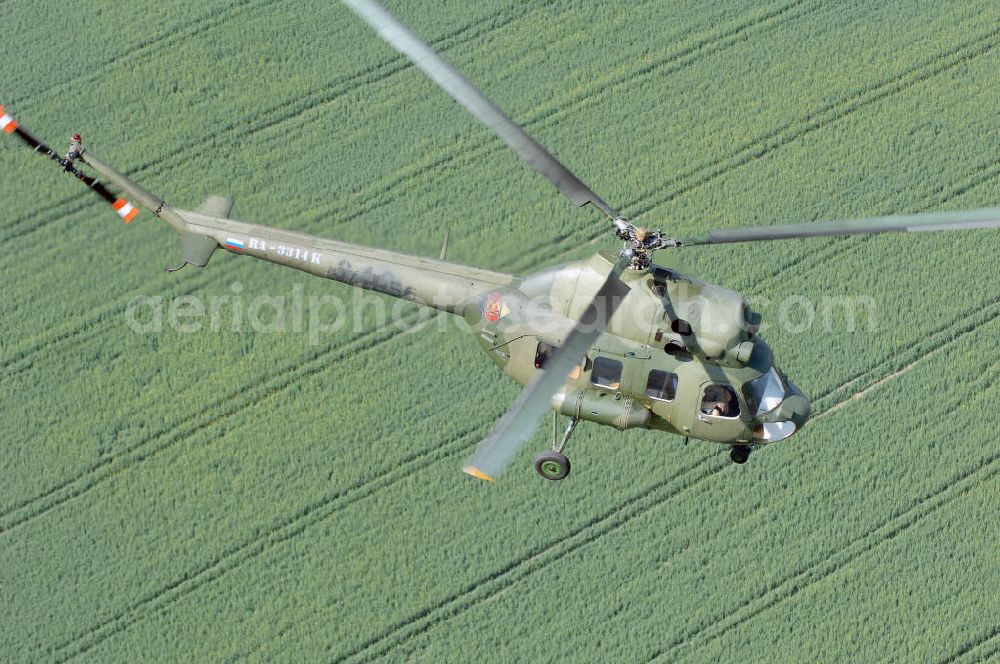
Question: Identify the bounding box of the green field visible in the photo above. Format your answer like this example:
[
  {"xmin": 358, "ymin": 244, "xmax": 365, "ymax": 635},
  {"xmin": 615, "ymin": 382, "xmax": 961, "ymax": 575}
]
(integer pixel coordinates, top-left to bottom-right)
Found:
[{"xmin": 2, "ymin": 0, "xmax": 999, "ymax": 661}]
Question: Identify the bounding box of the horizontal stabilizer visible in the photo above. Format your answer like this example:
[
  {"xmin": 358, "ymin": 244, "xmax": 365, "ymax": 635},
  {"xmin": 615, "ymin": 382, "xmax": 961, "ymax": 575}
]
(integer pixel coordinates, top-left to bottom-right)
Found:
[{"xmin": 179, "ymin": 232, "xmax": 218, "ymax": 267}]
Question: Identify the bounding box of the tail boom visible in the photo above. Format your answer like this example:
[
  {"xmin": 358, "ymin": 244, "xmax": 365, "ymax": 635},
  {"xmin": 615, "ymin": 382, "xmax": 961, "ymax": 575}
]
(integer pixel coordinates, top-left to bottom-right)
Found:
[
  {"xmin": 180, "ymin": 209, "xmax": 517, "ymax": 313},
  {"xmin": 5, "ymin": 117, "xmax": 515, "ymax": 311}
]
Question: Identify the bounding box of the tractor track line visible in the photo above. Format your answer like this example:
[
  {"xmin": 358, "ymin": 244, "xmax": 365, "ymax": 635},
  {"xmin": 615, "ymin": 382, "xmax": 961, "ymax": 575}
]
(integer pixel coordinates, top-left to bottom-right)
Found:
[
  {"xmin": 5, "ymin": 154, "xmax": 560, "ymax": 518},
  {"xmin": 0, "ymin": 2, "xmax": 562, "ymax": 370},
  {"xmin": 19, "ymin": 165, "xmax": 1000, "ymax": 656},
  {"xmin": 0, "ymin": 0, "xmax": 810, "ymax": 378},
  {"xmin": 45, "ymin": 237, "xmax": 999, "ymax": 657},
  {"xmin": 5, "ymin": 0, "xmax": 992, "ymax": 640},
  {"xmin": 7, "ymin": 6, "xmax": 820, "ymax": 644},
  {"xmin": 300, "ymin": 0, "xmax": 822, "ymax": 237},
  {"xmin": 0, "ymin": 0, "xmax": 820, "ymax": 369},
  {"xmin": 50, "ymin": 423, "xmax": 489, "ymax": 662},
  {"xmin": 741, "ymin": 157, "xmax": 1000, "ymax": 295},
  {"xmin": 626, "ymin": 25, "xmax": 1000, "ymax": 219},
  {"xmin": 808, "ymin": 292, "xmax": 1000, "ymax": 410},
  {"xmin": 648, "ymin": 358, "xmax": 1000, "ymax": 661},
  {"xmin": 116, "ymin": 0, "xmax": 559, "ymax": 182},
  {"xmin": 348, "ymin": 299, "xmax": 998, "ymax": 661},
  {"xmin": 708, "ymin": 160, "xmax": 1000, "ymax": 422},
  {"xmin": 518, "ymin": 122, "xmax": 998, "ymax": 276},
  {"xmin": 349, "ymin": 315, "xmax": 1000, "ymax": 660},
  {"xmin": 815, "ymin": 339, "xmax": 998, "ymax": 422},
  {"xmin": 332, "ymin": 457, "xmax": 725, "ymax": 663},
  {"xmin": 3, "ymin": 301, "xmax": 452, "ymax": 525},
  {"xmin": 49, "ymin": 447, "xmax": 715, "ymax": 660},
  {"xmin": 1, "ymin": 0, "xmax": 992, "ymax": 528},
  {"xmin": 1, "ymin": 0, "xmax": 560, "ymax": 243},
  {"xmin": 3, "ymin": 0, "xmax": 813, "ymax": 248},
  {"xmin": 5, "ymin": 2, "xmax": 992, "ymax": 660},
  {"xmin": 650, "ymin": 448, "xmax": 1000, "ymax": 662},
  {"xmin": 513, "ymin": 24, "xmax": 1000, "ymax": 272},
  {"xmin": 637, "ymin": 305, "xmax": 1000, "ymax": 658},
  {"xmin": 938, "ymin": 627, "xmax": 1000, "ymax": 664},
  {"xmin": 310, "ymin": 0, "xmax": 819, "ymax": 226},
  {"xmin": 980, "ymin": 641, "xmax": 1000, "ymax": 664},
  {"xmin": 7, "ymin": 0, "xmax": 273, "ymax": 110},
  {"xmin": 54, "ymin": 93, "xmax": 1000, "ymax": 664},
  {"xmin": 803, "ymin": 183, "xmax": 1000, "ymax": 390},
  {"xmin": 0, "ymin": 308, "xmax": 425, "ymax": 534},
  {"xmin": 0, "ymin": 271, "xmax": 217, "ymax": 375},
  {"xmin": 7, "ymin": 0, "xmax": 984, "ymax": 262}
]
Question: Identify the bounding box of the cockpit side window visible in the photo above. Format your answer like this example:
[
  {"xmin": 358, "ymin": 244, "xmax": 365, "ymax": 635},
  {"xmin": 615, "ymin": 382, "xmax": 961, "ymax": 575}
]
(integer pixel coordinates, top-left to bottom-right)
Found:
[
  {"xmin": 701, "ymin": 384, "xmax": 740, "ymax": 418},
  {"xmin": 535, "ymin": 341, "xmax": 557, "ymax": 369},
  {"xmin": 535, "ymin": 340, "xmax": 584, "ymax": 379},
  {"xmin": 591, "ymin": 356, "xmax": 623, "ymax": 390},
  {"xmin": 646, "ymin": 370, "xmax": 678, "ymax": 402}
]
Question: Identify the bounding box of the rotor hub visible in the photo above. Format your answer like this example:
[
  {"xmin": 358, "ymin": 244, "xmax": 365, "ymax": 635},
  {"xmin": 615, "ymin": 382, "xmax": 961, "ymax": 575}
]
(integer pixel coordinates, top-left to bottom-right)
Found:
[{"xmin": 612, "ymin": 216, "xmax": 679, "ymax": 270}]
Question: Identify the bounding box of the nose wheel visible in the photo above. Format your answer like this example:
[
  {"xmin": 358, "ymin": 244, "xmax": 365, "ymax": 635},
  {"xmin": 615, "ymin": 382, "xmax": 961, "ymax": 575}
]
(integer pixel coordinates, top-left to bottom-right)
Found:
[
  {"xmin": 534, "ymin": 414, "xmax": 578, "ymax": 480},
  {"xmin": 730, "ymin": 445, "xmax": 751, "ymax": 464}
]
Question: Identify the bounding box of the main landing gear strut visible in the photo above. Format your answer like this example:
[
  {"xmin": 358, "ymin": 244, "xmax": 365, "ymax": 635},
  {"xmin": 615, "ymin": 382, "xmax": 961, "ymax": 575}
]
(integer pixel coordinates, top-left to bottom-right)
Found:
[{"xmin": 534, "ymin": 413, "xmax": 578, "ymax": 481}]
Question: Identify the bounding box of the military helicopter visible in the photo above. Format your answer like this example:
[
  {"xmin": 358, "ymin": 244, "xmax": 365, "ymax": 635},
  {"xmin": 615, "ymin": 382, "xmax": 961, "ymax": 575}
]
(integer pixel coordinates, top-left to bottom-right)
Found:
[{"xmin": 4, "ymin": 0, "xmax": 999, "ymax": 482}]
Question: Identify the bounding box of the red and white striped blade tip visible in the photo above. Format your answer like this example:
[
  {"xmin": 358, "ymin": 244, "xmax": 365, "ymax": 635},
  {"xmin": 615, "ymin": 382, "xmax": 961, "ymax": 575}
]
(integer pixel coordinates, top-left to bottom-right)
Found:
[
  {"xmin": 0, "ymin": 106, "xmax": 20, "ymax": 135},
  {"xmin": 113, "ymin": 198, "xmax": 139, "ymax": 223}
]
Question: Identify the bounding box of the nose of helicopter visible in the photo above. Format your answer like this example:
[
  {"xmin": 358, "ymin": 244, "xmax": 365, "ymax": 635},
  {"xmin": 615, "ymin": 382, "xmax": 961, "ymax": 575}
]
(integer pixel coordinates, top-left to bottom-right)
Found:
[{"xmin": 753, "ymin": 378, "xmax": 811, "ymax": 443}]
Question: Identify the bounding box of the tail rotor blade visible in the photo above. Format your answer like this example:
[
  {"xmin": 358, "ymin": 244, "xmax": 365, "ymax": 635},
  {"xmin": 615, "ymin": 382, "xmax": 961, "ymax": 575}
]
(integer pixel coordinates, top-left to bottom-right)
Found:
[
  {"xmin": 2, "ymin": 106, "xmax": 55, "ymax": 154},
  {"xmin": 463, "ymin": 252, "xmax": 633, "ymax": 481},
  {"xmin": 0, "ymin": 105, "xmax": 20, "ymax": 136},
  {"xmin": 1, "ymin": 105, "xmax": 140, "ymax": 223}
]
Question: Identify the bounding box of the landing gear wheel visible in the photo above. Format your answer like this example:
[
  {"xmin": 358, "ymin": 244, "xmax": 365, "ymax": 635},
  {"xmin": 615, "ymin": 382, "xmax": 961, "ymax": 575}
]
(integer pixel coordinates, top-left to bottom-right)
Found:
[
  {"xmin": 730, "ymin": 445, "xmax": 751, "ymax": 465},
  {"xmin": 534, "ymin": 450, "xmax": 571, "ymax": 481}
]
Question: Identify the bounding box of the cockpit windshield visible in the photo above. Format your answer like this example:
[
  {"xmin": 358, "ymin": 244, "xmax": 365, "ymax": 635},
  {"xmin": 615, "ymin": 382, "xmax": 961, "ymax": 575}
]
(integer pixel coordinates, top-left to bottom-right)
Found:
[{"xmin": 743, "ymin": 367, "xmax": 785, "ymax": 415}]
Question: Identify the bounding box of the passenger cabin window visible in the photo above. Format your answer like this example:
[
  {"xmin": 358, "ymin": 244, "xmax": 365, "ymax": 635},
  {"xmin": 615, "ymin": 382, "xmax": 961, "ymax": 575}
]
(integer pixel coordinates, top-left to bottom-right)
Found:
[
  {"xmin": 646, "ymin": 370, "xmax": 678, "ymax": 402},
  {"xmin": 591, "ymin": 356, "xmax": 623, "ymax": 390},
  {"xmin": 701, "ymin": 384, "xmax": 740, "ymax": 418}
]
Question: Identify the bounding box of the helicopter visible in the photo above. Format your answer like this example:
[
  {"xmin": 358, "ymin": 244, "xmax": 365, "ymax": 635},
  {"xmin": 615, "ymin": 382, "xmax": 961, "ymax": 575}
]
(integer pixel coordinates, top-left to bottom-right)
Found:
[{"xmin": 3, "ymin": 0, "xmax": 999, "ymax": 482}]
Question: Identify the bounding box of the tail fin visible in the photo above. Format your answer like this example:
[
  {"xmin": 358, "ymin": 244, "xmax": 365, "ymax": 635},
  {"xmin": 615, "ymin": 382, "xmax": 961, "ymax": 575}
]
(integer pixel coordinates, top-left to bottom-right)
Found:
[{"xmin": 193, "ymin": 195, "xmax": 234, "ymax": 219}]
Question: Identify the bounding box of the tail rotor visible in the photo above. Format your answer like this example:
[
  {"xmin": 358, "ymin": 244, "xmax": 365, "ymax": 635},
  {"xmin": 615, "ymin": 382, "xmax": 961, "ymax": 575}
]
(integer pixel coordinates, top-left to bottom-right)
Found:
[{"xmin": 0, "ymin": 105, "xmax": 140, "ymax": 223}]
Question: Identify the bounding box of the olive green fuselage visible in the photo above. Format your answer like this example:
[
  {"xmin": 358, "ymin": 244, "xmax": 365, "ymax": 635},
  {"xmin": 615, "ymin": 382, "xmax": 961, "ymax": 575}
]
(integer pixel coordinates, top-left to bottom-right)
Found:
[
  {"xmin": 182, "ymin": 209, "xmax": 811, "ymax": 452},
  {"xmin": 82, "ymin": 150, "xmax": 810, "ymax": 452},
  {"xmin": 464, "ymin": 253, "xmax": 810, "ymax": 448}
]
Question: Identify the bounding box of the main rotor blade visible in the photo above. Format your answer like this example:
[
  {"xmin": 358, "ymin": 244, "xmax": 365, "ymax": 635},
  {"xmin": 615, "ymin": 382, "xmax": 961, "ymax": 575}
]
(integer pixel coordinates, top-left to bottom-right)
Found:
[
  {"xmin": 342, "ymin": 0, "xmax": 618, "ymax": 219},
  {"xmin": 463, "ymin": 252, "xmax": 632, "ymax": 482},
  {"xmin": 678, "ymin": 207, "xmax": 1000, "ymax": 246}
]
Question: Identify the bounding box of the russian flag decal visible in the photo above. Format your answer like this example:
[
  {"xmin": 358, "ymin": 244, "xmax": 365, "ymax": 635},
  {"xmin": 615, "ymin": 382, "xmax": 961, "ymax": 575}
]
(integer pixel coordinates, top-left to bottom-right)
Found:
[{"xmin": 224, "ymin": 237, "xmax": 245, "ymax": 251}]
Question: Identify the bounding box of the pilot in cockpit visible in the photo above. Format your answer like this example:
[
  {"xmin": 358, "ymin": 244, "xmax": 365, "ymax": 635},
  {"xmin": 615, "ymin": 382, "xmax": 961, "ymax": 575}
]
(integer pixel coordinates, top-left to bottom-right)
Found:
[{"xmin": 702, "ymin": 384, "xmax": 739, "ymax": 417}]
